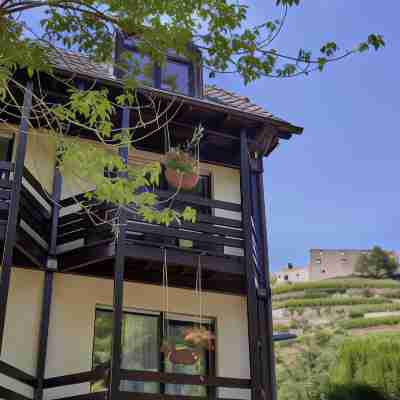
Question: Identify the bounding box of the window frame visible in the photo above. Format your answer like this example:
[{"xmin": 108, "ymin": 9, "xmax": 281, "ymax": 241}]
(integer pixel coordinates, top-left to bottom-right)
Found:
[
  {"xmin": 91, "ymin": 307, "xmax": 216, "ymax": 397},
  {"xmin": 118, "ymin": 35, "xmax": 198, "ymax": 97}
]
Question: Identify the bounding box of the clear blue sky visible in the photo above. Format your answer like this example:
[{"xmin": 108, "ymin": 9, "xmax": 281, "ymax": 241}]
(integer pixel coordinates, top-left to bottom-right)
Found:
[
  {"xmin": 213, "ymin": 1, "xmax": 399, "ymax": 271},
  {"xmin": 27, "ymin": 2, "xmax": 398, "ymax": 271}
]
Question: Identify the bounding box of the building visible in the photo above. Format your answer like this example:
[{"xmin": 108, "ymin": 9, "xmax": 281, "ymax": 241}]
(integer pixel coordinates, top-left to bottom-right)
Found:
[
  {"xmin": 0, "ymin": 35, "xmax": 303, "ymax": 400},
  {"xmin": 274, "ymin": 249, "xmax": 400, "ymax": 283},
  {"xmin": 309, "ymin": 249, "xmax": 368, "ymax": 281},
  {"xmin": 275, "ymin": 264, "xmax": 309, "ymax": 283}
]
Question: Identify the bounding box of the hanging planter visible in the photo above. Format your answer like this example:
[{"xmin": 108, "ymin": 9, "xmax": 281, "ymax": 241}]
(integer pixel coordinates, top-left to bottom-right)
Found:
[
  {"xmin": 165, "ymin": 149, "xmax": 200, "ymax": 190},
  {"xmin": 183, "ymin": 326, "xmax": 215, "ymax": 351},
  {"xmin": 161, "ymin": 340, "xmax": 201, "ymax": 366},
  {"xmin": 164, "ymin": 124, "xmax": 204, "ymax": 191}
]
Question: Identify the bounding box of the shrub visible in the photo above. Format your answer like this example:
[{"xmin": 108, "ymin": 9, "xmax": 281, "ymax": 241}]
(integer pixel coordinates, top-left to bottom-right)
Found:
[
  {"xmin": 273, "ymin": 323, "xmax": 292, "ymax": 332},
  {"xmin": 343, "ymin": 303, "xmax": 400, "ymax": 315},
  {"xmin": 273, "ymin": 297, "xmax": 388, "ymax": 310},
  {"xmin": 382, "ymin": 290, "xmax": 400, "ymax": 299},
  {"xmin": 340, "ymin": 315, "xmax": 400, "ymax": 329},
  {"xmin": 331, "ymin": 335, "xmax": 400, "ymax": 399},
  {"xmin": 273, "ymin": 279, "xmax": 400, "ymax": 295},
  {"xmin": 325, "ymin": 383, "xmax": 388, "ymax": 400},
  {"xmin": 349, "ymin": 310, "xmax": 364, "ymax": 319}
]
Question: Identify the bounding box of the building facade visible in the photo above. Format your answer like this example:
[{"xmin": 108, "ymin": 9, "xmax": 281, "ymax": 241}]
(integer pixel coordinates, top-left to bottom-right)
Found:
[
  {"xmin": 275, "ymin": 265, "xmax": 309, "ymax": 284},
  {"xmin": 0, "ymin": 36, "xmax": 302, "ymax": 400},
  {"xmin": 275, "ymin": 249, "xmax": 399, "ymax": 283}
]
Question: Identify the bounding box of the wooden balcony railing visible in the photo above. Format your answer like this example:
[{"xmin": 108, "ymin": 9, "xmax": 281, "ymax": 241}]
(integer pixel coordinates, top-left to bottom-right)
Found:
[
  {"xmin": 57, "ymin": 188, "xmax": 244, "ymax": 273},
  {"xmin": 42, "ymin": 365, "xmax": 251, "ymax": 400}
]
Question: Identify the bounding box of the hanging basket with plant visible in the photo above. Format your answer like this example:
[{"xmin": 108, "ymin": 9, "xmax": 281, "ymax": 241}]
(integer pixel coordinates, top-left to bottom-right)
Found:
[{"xmin": 164, "ymin": 124, "xmax": 204, "ymax": 191}]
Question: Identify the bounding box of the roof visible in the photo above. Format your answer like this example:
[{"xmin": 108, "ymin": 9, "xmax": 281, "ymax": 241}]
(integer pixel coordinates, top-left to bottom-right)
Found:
[{"xmin": 50, "ymin": 49, "xmax": 302, "ymax": 133}]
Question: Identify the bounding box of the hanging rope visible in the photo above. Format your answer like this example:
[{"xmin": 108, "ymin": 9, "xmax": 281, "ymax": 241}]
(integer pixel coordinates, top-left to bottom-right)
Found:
[
  {"xmin": 196, "ymin": 254, "xmax": 203, "ymax": 329},
  {"xmin": 162, "ymin": 247, "xmax": 169, "ymax": 341}
]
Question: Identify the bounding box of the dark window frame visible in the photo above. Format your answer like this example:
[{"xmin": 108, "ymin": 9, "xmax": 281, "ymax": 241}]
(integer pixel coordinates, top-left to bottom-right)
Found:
[
  {"xmin": 91, "ymin": 307, "xmax": 216, "ymax": 398},
  {"xmin": 118, "ymin": 35, "xmax": 198, "ymax": 97}
]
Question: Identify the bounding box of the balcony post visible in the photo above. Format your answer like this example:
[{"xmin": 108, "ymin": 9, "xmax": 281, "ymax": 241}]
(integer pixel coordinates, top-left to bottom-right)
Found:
[
  {"xmin": 109, "ymin": 107, "xmax": 130, "ymax": 400},
  {"xmin": 0, "ymin": 81, "xmax": 32, "ymax": 353},
  {"xmin": 240, "ymin": 129, "xmax": 262, "ymax": 399},
  {"xmin": 254, "ymin": 157, "xmax": 277, "ymax": 400},
  {"xmin": 34, "ymin": 163, "xmax": 62, "ymax": 400}
]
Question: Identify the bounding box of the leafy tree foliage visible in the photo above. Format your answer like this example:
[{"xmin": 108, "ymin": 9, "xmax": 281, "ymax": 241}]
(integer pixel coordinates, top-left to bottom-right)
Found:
[
  {"xmin": 0, "ymin": 0, "xmax": 386, "ymax": 212},
  {"xmin": 356, "ymin": 246, "xmax": 399, "ymax": 279}
]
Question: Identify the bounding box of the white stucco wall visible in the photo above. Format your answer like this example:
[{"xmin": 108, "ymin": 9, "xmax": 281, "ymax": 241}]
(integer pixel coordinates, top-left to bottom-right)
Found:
[
  {"xmin": 0, "ymin": 268, "xmax": 43, "ymax": 398},
  {"xmin": 0, "ymin": 270, "xmax": 250, "ymax": 400}
]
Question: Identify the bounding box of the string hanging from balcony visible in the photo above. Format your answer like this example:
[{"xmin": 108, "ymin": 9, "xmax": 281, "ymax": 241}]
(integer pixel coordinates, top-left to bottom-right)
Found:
[
  {"xmin": 183, "ymin": 254, "xmax": 215, "ymax": 353},
  {"xmin": 160, "ymin": 247, "xmax": 201, "ymax": 366}
]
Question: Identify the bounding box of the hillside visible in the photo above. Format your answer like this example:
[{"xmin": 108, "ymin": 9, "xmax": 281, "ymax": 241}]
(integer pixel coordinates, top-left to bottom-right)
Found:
[
  {"xmin": 272, "ymin": 277, "xmax": 400, "ymax": 399},
  {"xmin": 272, "ymin": 277, "xmax": 400, "ymax": 337}
]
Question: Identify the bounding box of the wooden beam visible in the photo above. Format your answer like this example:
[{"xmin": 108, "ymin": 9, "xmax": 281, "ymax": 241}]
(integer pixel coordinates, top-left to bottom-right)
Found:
[
  {"xmin": 240, "ymin": 129, "xmax": 261, "ymax": 400},
  {"xmin": 124, "ymin": 242, "xmax": 244, "ymax": 276},
  {"xmin": 0, "ymin": 360, "xmax": 36, "ymax": 387},
  {"xmin": 0, "ymin": 81, "xmax": 32, "ymax": 353},
  {"xmin": 0, "ymin": 385, "xmax": 32, "ymax": 400},
  {"xmin": 119, "ymin": 391, "xmax": 249, "ymax": 400},
  {"xmin": 109, "ymin": 107, "xmax": 129, "ymax": 400},
  {"xmin": 253, "ymin": 158, "xmax": 277, "ymax": 400},
  {"xmin": 34, "ymin": 271, "xmax": 53, "ymax": 400},
  {"xmin": 57, "ymin": 240, "xmax": 115, "ymax": 271},
  {"xmin": 120, "ymin": 369, "xmax": 251, "ymax": 388}
]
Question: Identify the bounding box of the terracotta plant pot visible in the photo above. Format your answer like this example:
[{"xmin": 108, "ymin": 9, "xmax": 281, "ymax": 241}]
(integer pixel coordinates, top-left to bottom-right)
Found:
[{"xmin": 165, "ymin": 167, "xmax": 199, "ymax": 191}]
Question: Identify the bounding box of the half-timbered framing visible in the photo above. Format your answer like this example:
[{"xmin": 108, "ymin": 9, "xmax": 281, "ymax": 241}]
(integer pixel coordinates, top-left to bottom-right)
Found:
[{"xmin": 0, "ymin": 45, "xmax": 302, "ymax": 400}]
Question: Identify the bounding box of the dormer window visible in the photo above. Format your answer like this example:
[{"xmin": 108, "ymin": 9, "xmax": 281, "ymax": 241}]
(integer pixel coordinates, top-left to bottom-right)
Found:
[
  {"xmin": 116, "ymin": 32, "xmax": 201, "ymax": 97},
  {"xmin": 161, "ymin": 59, "xmax": 191, "ymax": 95}
]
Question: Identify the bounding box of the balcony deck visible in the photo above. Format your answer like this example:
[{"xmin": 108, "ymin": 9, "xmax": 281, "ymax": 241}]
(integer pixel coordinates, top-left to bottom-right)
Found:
[{"xmin": 0, "ymin": 163, "xmax": 247, "ymax": 295}]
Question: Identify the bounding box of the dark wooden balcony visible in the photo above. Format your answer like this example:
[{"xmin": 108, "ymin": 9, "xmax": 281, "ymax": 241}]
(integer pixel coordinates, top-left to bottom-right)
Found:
[{"xmin": 0, "ymin": 161, "xmax": 249, "ymax": 295}]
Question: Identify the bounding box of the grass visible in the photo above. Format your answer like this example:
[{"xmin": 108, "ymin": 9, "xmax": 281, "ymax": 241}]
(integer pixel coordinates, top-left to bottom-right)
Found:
[
  {"xmin": 341, "ymin": 315, "xmax": 400, "ymax": 329},
  {"xmin": 273, "ymin": 297, "xmax": 388, "ymax": 310},
  {"xmin": 272, "ymin": 278, "xmax": 400, "ymax": 295}
]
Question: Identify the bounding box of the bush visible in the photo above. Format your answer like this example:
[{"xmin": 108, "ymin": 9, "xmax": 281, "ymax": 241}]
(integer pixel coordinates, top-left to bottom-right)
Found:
[
  {"xmin": 340, "ymin": 316, "xmax": 400, "ymax": 329},
  {"xmin": 343, "ymin": 303, "xmax": 400, "ymax": 315},
  {"xmin": 331, "ymin": 335, "xmax": 400, "ymax": 399},
  {"xmin": 349, "ymin": 310, "xmax": 364, "ymax": 319},
  {"xmin": 325, "ymin": 383, "xmax": 388, "ymax": 400},
  {"xmin": 273, "ymin": 323, "xmax": 292, "ymax": 332},
  {"xmin": 273, "ymin": 279, "xmax": 400, "ymax": 295},
  {"xmin": 273, "ymin": 297, "xmax": 388, "ymax": 310},
  {"xmin": 382, "ymin": 290, "xmax": 400, "ymax": 299}
]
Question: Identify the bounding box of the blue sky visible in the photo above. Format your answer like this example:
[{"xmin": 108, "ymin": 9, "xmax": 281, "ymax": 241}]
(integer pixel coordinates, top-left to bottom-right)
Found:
[
  {"xmin": 213, "ymin": 1, "xmax": 399, "ymax": 271},
  {"xmin": 25, "ymin": 2, "xmax": 398, "ymax": 271}
]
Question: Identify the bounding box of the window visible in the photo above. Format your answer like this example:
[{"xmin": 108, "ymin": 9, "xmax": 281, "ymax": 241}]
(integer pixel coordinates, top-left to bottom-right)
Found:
[
  {"xmin": 161, "ymin": 60, "xmax": 191, "ymax": 95},
  {"xmin": 92, "ymin": 309, "xmax": 214, "ymax": 397},
  {"xmin": 0, "ymin": 136, "xmax": 14, "ymax": 180},
  {"xmin": 315, "ymin": 258, "xmax": 321, "ymax": 264},
  {"xmin": 118, "ymin": 34, "xmax": 197, "ymax": 96},
  {"xmin": 284, "ymin": 275, "xmax": 289, "ymax": 281},
  {"xmin": 322, "ymin": 269, "xmax": 326, "ymax": 273}
]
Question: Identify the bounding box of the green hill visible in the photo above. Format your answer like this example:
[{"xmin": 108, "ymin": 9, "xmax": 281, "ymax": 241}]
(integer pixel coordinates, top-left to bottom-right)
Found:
[{"xmin": 273, "ymin": 277, "xmax": 400, "ymax": 400}]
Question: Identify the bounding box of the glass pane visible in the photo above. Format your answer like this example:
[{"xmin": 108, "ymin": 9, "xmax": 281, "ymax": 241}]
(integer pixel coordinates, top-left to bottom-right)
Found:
[
  {"xmin": 161, "ymin": 60, "xmax": 190, "ymax": 95},
  {"xmin": 164, "ymin": 321, "xmax": 211, "ymax": 397},
  {"xmin": 120, "ymin": 313, "xmax": 160, "ymax": 393},
  {"xmin": 92, "ymin": 310, "xmax": 160, "ymax": 393},
  {"xmin": 127, "ymin": 52, "xmax": 154, "ymax": 85},
  {"xmin": 92, "ymin": 309, "xmax": 113, "ymax": 392}
]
